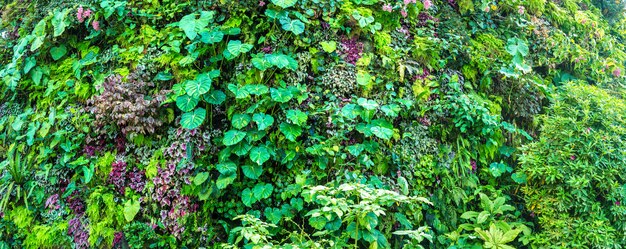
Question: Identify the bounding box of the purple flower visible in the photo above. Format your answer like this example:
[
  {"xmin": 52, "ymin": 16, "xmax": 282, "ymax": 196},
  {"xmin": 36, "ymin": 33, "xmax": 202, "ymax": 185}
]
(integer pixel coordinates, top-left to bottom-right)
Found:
[
  {"xmin": 259, "ymin": 0, "xmax": 266, "ymax": 6},
  {"xmin": 471, "ymin": 160, "xmax": 477, "ymax": 172},
  {"xmin": 616, "ymin": 201, "xmax": 621, "ymax": 206},
  {"xmin": 570, "ymin": 155, "xmax": 576, "ymax": 161},
  {"xmin": 613, "ymin": 68, "xmax": 621, "ymax": 77}
]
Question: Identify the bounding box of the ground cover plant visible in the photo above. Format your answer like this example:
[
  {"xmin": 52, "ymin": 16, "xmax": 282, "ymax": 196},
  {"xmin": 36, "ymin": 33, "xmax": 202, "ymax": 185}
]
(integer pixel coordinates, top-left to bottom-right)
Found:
[{"xmin": 0, "ymin": 0, "xmax": 625, "ymax": 248}]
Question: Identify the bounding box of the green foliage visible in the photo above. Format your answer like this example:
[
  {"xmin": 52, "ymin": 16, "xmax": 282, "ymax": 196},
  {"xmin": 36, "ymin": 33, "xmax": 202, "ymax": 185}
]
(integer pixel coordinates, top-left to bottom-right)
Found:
[
  {"xmin": 519, "ymin": 83, "xmax": 626, "ymax": 247},
  {"xmin": 1, "ymin": 0, "xmax": 626, "ymax": 248}
]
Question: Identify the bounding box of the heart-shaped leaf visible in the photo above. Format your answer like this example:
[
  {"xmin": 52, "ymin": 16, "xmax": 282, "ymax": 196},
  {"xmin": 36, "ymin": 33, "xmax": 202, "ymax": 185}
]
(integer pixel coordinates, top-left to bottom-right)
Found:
[
  {"xmin": 280, "ymin": 123, "xmax": 302, "ymax": 142},
  {"xmin": 200, "ymin": 30, "xmax": 224, "ymax": 44},
  {"xmin": 223, "ymin": 130, "xmax": 247, "ymax": 146},
  {"xmin": 286, "ymin": 109, "xmax": 308, "ymax": 126},
  {"xmin": 50, "ymin": 45, "xmax": 67, "ymax": 61},
  {"xmin": 270, "ymin": 87, "xmax": 293, "ymax": 103},
  {"xmin": 250, "ymin": 146, "xmax": 270, "ymax": 165},
  {"xmin": 185, "ymin": 74, "xmax": 211, "ymax": 98},
  {"xmin": 232, "ymin": 114, "xmax": 251, "ymax": 129},
  {"xmin": 176, "ymin": 95, "xmax": 199, "ymax": 112},
  {"xmin": 180, "ymin": 108, "xmax": 206, "ymax": 129},
  {"xmin": 271, "ymin": 0, "xmax": 297, "ymax": 8},
  {"xmin": 253, "ymin": 113, "xmax": 274, "ymax": 130},
  {"xmin": 204, "ymin": 90, "xmax": 226, "ymax": 105},
  {"xmin": 216, "ymin": 162, "xmax": 237, "ymax": 174},
  {"xmin": 280, "ymin": 18, "xmax": 305, "ymax": 35},
  {"xmin": 226, "ymin": 40, "xmax": 253, "ymax": 57},
  {"xmin": 242, "ymin": 164, "xmax": 263, "ymax": 179},
  {"xmin": 123, "ymin": 199, "xmax": 141, "ymax": 222}
]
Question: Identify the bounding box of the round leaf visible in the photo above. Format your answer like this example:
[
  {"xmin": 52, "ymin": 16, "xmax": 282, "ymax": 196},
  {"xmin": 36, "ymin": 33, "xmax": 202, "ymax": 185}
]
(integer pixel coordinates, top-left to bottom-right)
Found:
[{"xmin": 180, "ymin": 108, "xmax": 206, "ymax": 129}]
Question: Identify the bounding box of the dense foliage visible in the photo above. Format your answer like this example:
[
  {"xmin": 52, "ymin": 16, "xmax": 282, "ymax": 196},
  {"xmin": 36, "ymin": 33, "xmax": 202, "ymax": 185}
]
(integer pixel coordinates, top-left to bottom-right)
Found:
[{"xmin": 0, "ymin": 0, "xmax": 624, "ymax": 248}]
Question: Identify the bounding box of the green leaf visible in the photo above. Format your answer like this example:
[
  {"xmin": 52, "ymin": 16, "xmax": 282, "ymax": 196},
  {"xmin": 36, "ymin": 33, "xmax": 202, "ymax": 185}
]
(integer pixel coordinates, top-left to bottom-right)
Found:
[
  {"xmin": 226, "ymin": 40, "xmax": 253, "ymax": 57},
  {"xmin": 243, "ymin": 84, "xmax": 269, "ymax": 95},
  {"xmin": 216, "ymin": 162, "xmax": 237, "ymax": 174},
  {"xmin": 123, "ymin": 199, "xmax": 141, "ymax": 222},
  {"xmin": 357, "ymin": 98, "xmax": 379, "ymax": 110},
  {"xmin": 356, "ymin": 71, "xmax": 372, "ymax": 86},
  {"xmin": 253, "ymin": 113, "xmax": 274, "ymax": 130},
  {"xmin": 179, "ymin": 14, "xmax": 198, "ymax": 40},
  {"xmin": 320, "ymin": 41, "xmax": 337, "ymax": 53},
  {"xmin": 381, "ymin": 104, "xmax": 401, "ymax": 118},
  {"xmin": 252, "ymin": 57, "xmax": 272, "ymax": 70},
  {"xmin": 30, "ymin": 19, "xmax": 47, "ymax": 51},
  {"xmin": 280, "ymin": 123, "xmax": 302, "ymax": 142},
  {"xmin": 250, "ymin": 146, "xmax": 270, "ymax": 165},
  {"xmin": 200, "ymin": 30, "xmax": 224, "ymax": 44},
  {"xmin": 52, "ymin": 8, "xmax": 70, "ymax": 37},
  {"xmin": 193, "ymin": 172, "xmax": 210, "ymax": 185},
  {"xmin": 242, "ymin": 188, "xmax": 257, "ymax": 207},
  {"xmin": 265, "ymin": 207, "xmax": 283, "ymax": 224},
  {"xmin": 50, "ymin": 45, "xmax": 67, "ymax": 61},
  {"xmin": 180, "ymin": 108, "xmax": 206, "ymax": 129},
  {"xmin": 271, "ymin": 0, "xmax": 298, "ymax": 8},
  {"xmin": 265, "ymin": 54, "xmax": 293, "ymax": 69},
  {"xmin": 228, "ymin": 84, "xmax": 250, "ymax": 99},
  {"xmin": 176, "ymin": 95, "xmax": 199, "ymax": 112},
  {"xmin": 309, "ymin": 216, "xmax": 327, "ymax": 230},
  {"xmin": 511, "ymin": 172, "xmax": 528, "ymax": 184},
  {"xmin": 505, "ymin": 38, "xmax": 529, "ymax": 57},
  {"xmin": 216, "ymin": 173, "xmax": 236, "ymax": 189},
  {"xmin": 270, "ymin": 87, "xmax": 293, "ymax": 103},
  {"xmin": 280, "ymin": 18, "xmax": 305, "ymax": 35},
  {"xmin": 253, "ymin": 183, "xmax": 274, "ymax": 199},
  {"xmin": 477, "ymin": 211, "xmax": 490, "ymax": 224},
  {"xmin": 242, "ymin": 164, "xmax": 263, "ymax": 179},
  {"xmin": 286, "ymin": 109, "xmax": 308, "ymax": 126},
  {"xmin": 370, "ymin": 119, "xmax": 394, "ymax": 140},
  {"xmin": 185, "ymin": 77, "xmax": 211, "ymax": 98},
  {"xmin": 204, "ymin": 90, "xmax": 226, "ymax": 105},
  {"xmin": 223, "ymin": 130, "xmax": 247, "ymax": 146},
  {"xmin": 232, "ymin": 114, "xmax": 251, "ymax": 129}
]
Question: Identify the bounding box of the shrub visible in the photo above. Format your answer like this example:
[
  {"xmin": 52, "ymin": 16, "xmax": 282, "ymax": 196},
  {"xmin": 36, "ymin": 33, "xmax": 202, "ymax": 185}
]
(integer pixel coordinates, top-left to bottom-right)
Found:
[{"xmin": 519, "ymin": 82, "xmax": 626, "ymax": 247}]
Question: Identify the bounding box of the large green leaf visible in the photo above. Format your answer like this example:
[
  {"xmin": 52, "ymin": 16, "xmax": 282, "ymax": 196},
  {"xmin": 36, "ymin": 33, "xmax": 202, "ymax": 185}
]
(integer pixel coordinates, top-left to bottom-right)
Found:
[
  {"xmin": 52, "ymin": 8, "xmax": 70, "ymax": 37},
  {"xmin": 179, "ymin": 14, "xmax": 198, "ymax": 40},
  {"xmin": 249, "ymin": 146, "xmax": 270, "ymax": 165},
  {"xmin": 216, "ymin": 173, "xmax": 236, "ymax": 189},
  {"xmin": 242, "ymin": 188, "xmax": 257, "ymax": 207},
  {"xmin": 505, "ymin": 38, "xmax": 529, "ymax": 57},
  {"xmin": 223, "ymin": 130, "xmax": 247, "ymax": 146},
  {"xmin": 185, "ymin": 75, "xmax": 211, "ymax": 98},
  {"xmin": 243, "ymin": 84, "xmax": 269, "ymax": 95},
  {"xmin": 280, "ymin": 123, "xmax": 302, "ymax": 142},
  {"xmin": 228, "ymin": 84, "xmax": 251, "ymax": 99},
  {"xmin": 176, "ymin": 95, "xmax": 199, "ymax": 112},
  {"xmin": 369, "ymin": 119, "xmax": 394, "ymax": 140},
  {"xmin": 271, "ymin": 0, "xmax": 298, "ymax": 8},
  {"xmin": 50, "ymin": 45, "xmax": 67, "ymax": 61},
  {"xmin": 242, "ymin": 164, "xmax": 263, "ymax": 179},
  {"xmin": 216, "ymin": 162, "xmax": 237, "ymax": 174},
  {"xmin": 286, "ymin": 109, "xmax": 308, "ymax": 126},
  {"xmin": 253, "ymin": 183, "xmax": 274, "ymax": 199},
  {"xmin": 200, "ymin": 30, "xmax": 224, "ymax": 44},
  {"xmin": 309, "ymin": 216, "xmax": 327, "ymax": 230},
  {"xmin": 253, "ymin": 113, "xmax": 274, "ymax": 130},
  {"xmin": 280, "ymin": 17, "xmax": 305, "ymax": 35},
  {"xmin": 180, "ymin": 108, "xmax": 206, "ymax": 129},
  {"xmin": 123, "ymin": 199, "xmax": 141, "ymax": 222},
  {"xmin": 270, "ymin": 87, "xmax": 293, "ymax": 103},
  {"xmin": 226, "ymin": 40, "xmax": 253, "ymax": 57},
  {"xmin": 204, "ymin": 90, "xmax": 226, "ymax": 105},
  {"xmin": 231, "ymin": 114, "xmax": 251, "ymax": 129}
]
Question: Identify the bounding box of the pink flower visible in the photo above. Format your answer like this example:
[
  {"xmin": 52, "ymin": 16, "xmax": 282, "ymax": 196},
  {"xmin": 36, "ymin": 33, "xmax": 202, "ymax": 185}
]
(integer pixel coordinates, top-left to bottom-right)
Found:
[
  {"xmin": 259, "ymin": 0, "xmax": 265, "ymax": 6},
  {"xmin": 401, "ymin": 10, "xmax": 408, "ymax": 17},
  {"xmin": 382, "ymin": 4, "xmax": 393, "ymax": 12},
  {"xmin": 616, "ymin": 201, "xmax": 621, "ymax": 206},
  {"xmin": 613, "ymin": 68, "xmax": 621, "ymax": 77},
  {"xmin": 570, "ymin": 155, "xmax": 576, "ymax": 160},
  {"xmin": 92, "ymin": 21, "xmax": 100, "ymax": 31},
  {"xmin": 484, "ymin": 6, "xmax": 490, "ymax": 12},
  {"xmin": 76, "ymin": 6, "xmax": 92, "ymax": 23},
  {"xmin": 423, "ymin": 0, "xmax": 433, "ymax": 10},
  {"xmin": 518, "ymin": 6, "xmax": 525, "ymax": 14},
  {"xmin": 404, "ymin": 0, "xmax": 416, "ymax": 4}
]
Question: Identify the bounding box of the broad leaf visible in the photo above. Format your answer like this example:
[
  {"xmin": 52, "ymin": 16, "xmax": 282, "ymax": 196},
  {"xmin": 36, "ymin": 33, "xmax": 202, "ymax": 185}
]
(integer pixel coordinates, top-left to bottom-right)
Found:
[
  {"xmin": 216, "ymin": 173, "xmax": 236, "ymax": 189},
  {"xmin": 250, "ymin": 146, "xmax": 270, "ymax": 165},
  {"xmin": 204, "ymin": 90, "xmax": 226, "ymax": 104},
  {"xmin": 231, "ymin": 114, "xmax": 251, "ymax": 129},
  {"xmin": 50, "ymin": 45, "xmax": 67, "ymax": 61},
  {"xmin": 280, "ymin": 123, "xmax": 302, "ymax": 142},
  {"xmin": 253, "ymin": 113, "xmax": 274, "ymax": 130},
  {"xmin": 216, "ymin": 162, "xmax": 237, "ymax": 174},
  {"xmin": 270, "ymin": 87, "xmax": 293, "ymax": 103},
  {"xmin": 223, "ymin": 130, "xmax": 247, "ymax": 146},
  {"xmin": 123, "ymin": 199, "xmax": 141, "ymax": 222},
  {"xmin": 286, "ymin": 109, "xmax": 307, "ymax": 126},
  {"xmin": 271, "ymin": 0, "xmax": 298, "ymax": 8},
  {"xmin": 242, "ymin": 164, "xmax": 263, "ymax": 179},
  {"xmin": 180, "ymin": 108, "xmax": 206, "ymax": 129},
  {"xmin": 176, "ymin": 95, "xmax": 199, "ymax": 112}
]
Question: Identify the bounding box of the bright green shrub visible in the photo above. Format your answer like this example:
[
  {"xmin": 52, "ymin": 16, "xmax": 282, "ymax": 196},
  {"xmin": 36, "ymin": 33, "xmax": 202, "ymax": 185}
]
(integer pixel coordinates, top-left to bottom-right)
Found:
[{"xmin": 519, "ymin": 82, "xmax": 626, "ymax": 247}]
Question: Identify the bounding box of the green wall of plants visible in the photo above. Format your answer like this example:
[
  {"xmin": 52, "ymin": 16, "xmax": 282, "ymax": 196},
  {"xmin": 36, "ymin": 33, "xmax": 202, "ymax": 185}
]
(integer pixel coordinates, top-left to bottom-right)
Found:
[{"xmin": 0, "ymin": 0, "xmax": 625, "ymax": 248}]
